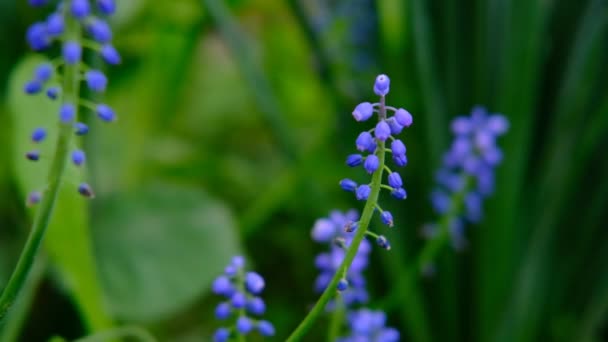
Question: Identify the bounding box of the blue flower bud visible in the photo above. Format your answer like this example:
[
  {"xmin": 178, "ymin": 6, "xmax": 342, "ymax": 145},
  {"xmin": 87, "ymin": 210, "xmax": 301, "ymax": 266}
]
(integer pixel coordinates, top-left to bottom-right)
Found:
[
  {"xmin": 464, "ymin": 192, "xmax": 482, "ymax": 222},
  {"xmin": 62, "ymin": 41, "xmax": 82, "ymax": 64},
  {"xmin": 46, "ymin": 13, "xmax": 64, "ymax": 36},
  {"xmin": 26, "ymin": 150, "xmax": 40, "ymax": 161},
  {"xmin": 213, "ymin": 328, "xmax": 230, "ymax": 342},
  {"xmin": 231, "ymin": 256, "xmax": 245, "ymax": 268},
  {"xmin": 34, "ymin": 63, "xmax": 53, "ymax": 82},
  {"xmin": 356, "ymin": 131, "xmax": 376, "ymax": 153},
  {"xmin": 376, "ymin": 235, "xmax": 391, "ymax": 250},
  {"xmin": 96, "ymin": 104, "xmax": 116, "ymax": 122},
  {"xmin": 87, "ymin": 19, "xmax": 112, "ymax": 43},
  {"xmin": 352, "ymin": 102, "xmax": 374, "ymax": 122},
  {"xmin": 346, "ymin": 154, "xmax": 363, "ymax": 167},
  {"xmin": 394, "ymin": 108, "xmax": 413, "ymax": 127},
  {"xmin": 393, "ymin": 154, "xmax": 408, "ymax": 167},
  {"xmin": 344, "ymin": 221, "xmax": 358, "ymax": 233},
  {"xmin": 78, "ymin": 182, "xmax": 95, "ymax": 198},
  {"xmin": 337, "ymin": 278, "xmax": 349, "ymax": 291},
  {"xmin": 487, "ymin": 114, "xmax": 509, "ymax": 135},
  {"xmin": 85, "ymin": 70, "xmax": 108, "ymax": 92},
  {"xmin": 212, "ymin": 276, "xmax": 234, "ymax": 297},
  {"xmin": 46, "ymin": 86, "xmax": 60, "ymax": 100},
  {"xmin": 451, "ymin": 116, "xmax": 472, "ymax": 135},
  {"xmin": 224, "ymin": 264, "xmax": 237, "ymax": 276},
  {"xmin": 364, "ymin": 154, "xmax": 379, "ymax": 174},
  {"xmin": 431, "ymin": 190, "xmax": 450, "ymax": 214},
  {"xmin": 101, "ymin": 44, "xmax": 121, "ymax": 65},
  {"xmin": 24, "ymin": 80, "xmax": 42, "ymax": 94},
  {"xmin": 31, "ymin": 128, "xmax": 47, "ymax": 142},
  {"xmin": 27, "ymin": 191, "xmax": 42, "ymax": 207},
  {"xmin": 381, "ymin": 211, "xmax": 394, "ymax": 227},
  {"xmin": 75, "ymin": 122, "xmax": 89, "ymax": 135},
  {"xmin": 97, "ymin": 0, "xmax": 116, "ymax": 15},
  {"xmin": 375, "ymin": 120, "xmax": 391, "ymax": 141},
  {"xmin": 71, "ymin": 0, "xmax": 90, "ymax": 19},
  {"xmin": 26, "ymin": 23, "xmax": 50, "ymax": 51},
  {"xmin": 231, "ymin": 292, "xmax": 247, "ymax": 308},
  {"xmin": 257, "ymin": 321, "xmax": 275, "ymax": 337},
  {"xmin": 356, "ymin": 185, "xmax": 371, "ymax": 200},
  {"xmin": 339, "ymin": 179, "xmax": 357, "ymax": 192},
  {"xmin": 246, "ymin": 297, "xmax": 266, "ymax": 315},
  {"xmin": 245, "ymin": 272, "xmax": 265, "ymax": 294},
  {"xmin": 236, "ymin": 316, "xmax": 253, "ymax": 334},
  {"xmin": 28, "ymin": 0, "xmax": 49, "ymax": 6},
  {"xmin": 391, "ymin": 188, "xmax": 407, "ymax": 200},
  {"xmin": 387, "ymin": 172, "xmax": 402, "ymax": 188},
  {"xmin": 387, "ymin": 117, "xmax": 403, "ymax": 135},
  {"xmin": 390, "ymin": 139, "xmax": 406, "ymax": 156},
  {"xmin": 214, "ymin": 302, "xmax": 231, "ymax": 320},
  {"xmin": 72, "ymin": 150, "xmax": 86, "ymax": 166},
  {"xmin": 60, "ymin": 103, "xmax": 76, "ymax": 123},
  {"xmin": 373, "ymin": 74, "xmax": 390, "ymax": 96}
]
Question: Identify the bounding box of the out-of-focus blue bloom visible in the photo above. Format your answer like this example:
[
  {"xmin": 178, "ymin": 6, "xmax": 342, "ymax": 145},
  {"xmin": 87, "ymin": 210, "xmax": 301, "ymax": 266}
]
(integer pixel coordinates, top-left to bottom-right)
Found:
[
  {"xmin": 96, "ymin": 104, "xmax": 116, "ymax": 122},
  {"xmin": 24, "ymin": 81, "xmax": 42, "ymax": 94},
  {"xmin": 338, "ymin": 309, "xmax": 399, "ymax": 342},
  {"xmin": 75, "ymin": 123, "xmax": 89, "ymax": 136},
  {"xmin": 97, "ymin": 0, "xmax": 116, "ymax": 15},
  {"xmin": 213, "ymin": 328, "xmax": 230, "ymax": 342},
  {"xmin": 87, "ymin": 19, "xmax": 112, "ymax": 43},
  {"xmin": 101, "ymin": 44, "xmax": 121, "ymax": 65},
  {"xmin": 71, "ymin": 0, "xmax": 90, "ymax": 19},
  {"xmin": 71, "ymin": 150, "xmax": 86, "ymax": 166},
  {"xmin": 427, "ymin": 106, "xmax": 509, "ymax": 249},
  {"xmin": 27, "ymin": 191, "xmax": 43, "ymax": 207},
  {"xmin": 31, "ymin": 128, "xmax": 47, "ymax": 143},
  {"xmin": 26, "ymin": 23, "xmax": 49, "ymax": 51},
  {"xmin": 46, "ymin": 13, "xmax": 64, "ymax": 36},
  {"xmin": 59, "ymin": 103, "xmax": 76, "ymax": 123},
  {"xmin": 46, "ymin": 87, "xmax": 60, "ymax": 100},
  {"xmin": 85, "ymin": 70, "xmax": 108, "ymax": 92},
  {"xmin": 62, "ymin": 41, "xmax": 81, "ymax": 64},
  {"xmin": 257, "ymin": 321, "xmax": 275, "ymax": 337},
  {"xmin": 78, "ymin": 183, "xmax": 94, "ymax": 198}
]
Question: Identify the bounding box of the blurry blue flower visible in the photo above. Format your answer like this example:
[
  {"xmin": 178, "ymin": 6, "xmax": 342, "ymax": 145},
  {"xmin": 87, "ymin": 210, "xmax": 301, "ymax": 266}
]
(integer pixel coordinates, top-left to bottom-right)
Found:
[
  {"xmin": 87, "ymin": 19, "xmax": 112, "ymax": 43},
  {"xmin": 213, "ymin": 328, "xmax": 230, "ymax": 342},
  {"xmin": 26, "ymin": 151, "xmax": 40, "ymax": 161},
  {"xmin": 97, "ymin": 0, "xmax": 116, "ymax": 15},
  {"xmin": 75, "ymin": 123, "xmax": 89, "ymax": 136},
  {"xmin": 373, "ymin": 74, "xmax": 390, "ymax": 96},
  {"xmin": 96, "ymin": 104, "xmax": 116, "ymax": 122},
  {"xmin": 31, "ymin": 128, "xmax": 47, "ymax": 143},
  {"xmin": 101, "ymin": 44, "xmax": 121, "ymax": 65},
  {"xmin": 77, "ymin": 183, "xmax": 95, "ymax": 198},
  {"xmin": 71, "ymin": 150, "xmax": 86, "ymax": 166},
  {"xmin": 34, "ymin": 63, "xmax": 53, "ymax": 82},
  {"xmin": 71, "ymin": 0, "xmax": 90, "ymax": 19},
  {"xmin": 339, "ymin": 309, "xmax": 399, "ymax": 342},
  {"xmin": 27, "ymin": 191, "xmax": 43, "ymax": 207},
  {"xmin": 85, "ymin": 70, "xmax": 108, "ymax": 92},
  {"xmin": 257, "ymin": 321, "xmax": 275, "ymax": 337},
  {"xmin": 62, "ymin": 41, "xmax": 81, "ymax": 64},
  {"xmin": 24, "ymin": 81, "xmax": 42, "ymax": 94},
  {"xmin": 46, "ymin": 87, "xmax": 60, "ymax": 100},
  {"xmin": 59, "ymin": 103, "xmax": 76, "ymax": 123},
  {"xmin": 26, "ymin": 23, "xmax": 49, "ymax": 51}
]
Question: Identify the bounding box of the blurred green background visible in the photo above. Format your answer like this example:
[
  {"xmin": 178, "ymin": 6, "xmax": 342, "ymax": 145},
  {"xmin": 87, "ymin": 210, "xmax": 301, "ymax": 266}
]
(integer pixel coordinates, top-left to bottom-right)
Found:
[{"xmin": 1, "ymin": 0, "xmax": 608, "ymax": 341}]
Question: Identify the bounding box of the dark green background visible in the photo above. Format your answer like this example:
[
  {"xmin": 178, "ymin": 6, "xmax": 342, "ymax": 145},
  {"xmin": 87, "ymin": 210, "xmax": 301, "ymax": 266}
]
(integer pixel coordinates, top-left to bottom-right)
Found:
[{"xmin": 0, "ymin": 0, "xmax": 607, "ymax": 341}]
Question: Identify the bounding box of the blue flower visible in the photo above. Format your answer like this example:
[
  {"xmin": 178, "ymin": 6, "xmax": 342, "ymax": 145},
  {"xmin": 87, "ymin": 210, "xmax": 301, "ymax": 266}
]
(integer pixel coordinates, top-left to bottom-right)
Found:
[
  {"xmin": 97, "ymin": 0, "xmax": 116, "ymax": 15},
  {"xmin": 24, "ymin": 81, "xmax": 42, "ymax": 95},
  {"xmin": 339, "ymin": 309, "xmax": 399, "ymax": 342},
  {"xmin": 352, "ymin": 102, "xmax": 374, "ymax": 122},
  {"xmin": 27, "ymin": 191, "xmax": 43, "ymax": 207},
  {"xmin": 374, "ymin": 121, "xmax": 391, "ymax": 141},
  {"xmin": 257, "ymin": 321, "xmax": 275, "ymax": 337},
  {"xmin": 46, "ymin": 87, "xmax": 60, "ymax": 100},
  {"xmin": 71, "ymin": 0, "xmax": 90, "ymax": 19},
  {"xmin": 77, "ymin": 183, "xmax": 95, "ymax": 198},
  {"xmin": 346, "ymin": 154, "xmax": 363, "ymax": 167},
  {"xmin": 62, "ymin": 41, "xmax": 82, "ymax": 64},
  {"xmin": 356, "ymin": 185, "xmax": 371, "ymax": 200},
  {"xmin": 96, "ymin": 104, "xmax": 116, "ymax": 122},
  {"xmin": 387, "ymin": 172, "xmax": 402, "ymax": 188},
  {"xmin": 373, "ymin": 74, "xmax": 390, "ymax": 96},
  {"xmin": 46, "ymin": 13, "xmax": 64, "ymax": 36},
  {"xmin": 380, "ymin": 211, "xmax": 393, "ymax": 227},
  {"xmin": 34, "ymin": 63, "xmax": 53, "ymax": 82},
  {"xmin": 31, "ymin": 128, "xmax": 47, "ymax": 143},
  {"xmin": 71, "ymin": 150, "xmax": 86, "ymax": 166},
  {"xmin": 339, "ymin": 179, "xmax": 358, "ymax": 192},
  {"xmin": 427, "ymin": 106, "xmax": 509, "ymax": 249},
  {"xmin": 212, "ymin": 256, "xmax": 273, "ymax": 340},
  {"xmin": 394, "ymin": 108, "xmax": 413, "ymax": 127},
  {"xmin": 363, "ymin": 155, "xmax": 379, "ymax": 174},
  {"xmin": 75, "ymin": 123, "xmax": 89, "ymax": 136},
  {"xmin": 59, "ymin": 103, "xmax": 76, "ymax": 123},
  {"xmin": 101, "ymin": 44, "xmax": 121, "ymax": 65},
  {"xmin": 355, "ymin": 132, "xmax": 376, "ymax": 153},
  {"xmin": 87, "ymin": 19, "xmax": 112, "ymax": 43},
  {"xmin": 26, "ymin": 23, "xmax": 49, "ymax": 51},
  {"xmin": 26, "ymin": 150, "xmax": 40, "ymax": 161}
]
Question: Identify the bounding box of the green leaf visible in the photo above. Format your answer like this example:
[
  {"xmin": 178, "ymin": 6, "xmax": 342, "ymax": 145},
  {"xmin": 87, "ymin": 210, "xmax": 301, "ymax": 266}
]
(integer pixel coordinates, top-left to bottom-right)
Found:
[
  {"xmin": 93, "ymin": 184, "xmax": 240, "ymax": 322},
  {"xmin": 9, "ymin": 56, "xmax": 112, "ymax": 331}
]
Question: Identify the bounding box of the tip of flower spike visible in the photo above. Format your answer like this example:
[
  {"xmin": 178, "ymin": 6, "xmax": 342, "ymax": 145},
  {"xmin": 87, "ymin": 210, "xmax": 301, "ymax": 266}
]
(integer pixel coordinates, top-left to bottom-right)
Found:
[
  {"xmin": 26, "ymin": 150, "xmax": 40, "ymax": 161},
  {"xmin": 377, "ymin": 235, "xmax": 391, "ymax": 250},
  {"xmin": 31, "ymin": 128, "xmax": 46, "ymax": 143},
  {"xmin": 46, "ymin": 13, "xmax": 64, "ymax": 36},
  {"xmin": 27, "ymin": 191, "xmax": 42, "ymax": 207},
  {"xmin": 374, "ymin": 74, "xmax": 390, "ymax": 96},
  {"xmin": 352, "ymin": 102, "xmax": 374, "ymax": 122},
  {"xmin": 337, "ymin": 278, "xmax": 349, "ymax": 291},
  {"xmin": 78, "ymin": 183, "xmax": 95, "ymax": 198}
]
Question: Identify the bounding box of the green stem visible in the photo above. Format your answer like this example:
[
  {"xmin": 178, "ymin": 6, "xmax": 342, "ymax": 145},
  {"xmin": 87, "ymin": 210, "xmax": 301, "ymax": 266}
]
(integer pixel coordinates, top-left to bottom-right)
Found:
[
  {"xmin": 286, "ymin": 98, "xmax": 388, "ymax": 341},
  {"xmin": 0, "ymin": 4, "xmax": 80, "ymax": 321},
  {"xmin": 326, "ymin": 296, "xmax": 345, "ymax": 342}
]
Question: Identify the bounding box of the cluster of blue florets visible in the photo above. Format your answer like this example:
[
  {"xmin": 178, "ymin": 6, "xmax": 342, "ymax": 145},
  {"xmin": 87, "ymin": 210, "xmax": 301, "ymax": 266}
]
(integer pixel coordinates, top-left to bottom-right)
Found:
[
  {"xmin": 337, "ymin": 309, "xmax": 399, "ymax": 342},
  {"xmin": 339, "ymin": 74, "xmax": 412, "ymax": 249},
  {"xmin": 23, "ymin": 0, "xmax": 120, "ymax": 205},
  {"xmin": 212, "ymin": 256, "xmax": 275, "ymax": 341},
  {"xmin": 311, "ymin": 210, "xmax": 399, "ymax": 340},
  {"xmin": 428, "ymin": 106, "xmax": 509, "ymax": 249},
  {"xmin": 311, "ymin": 210, "xmax": 370, "ymax": 306}
]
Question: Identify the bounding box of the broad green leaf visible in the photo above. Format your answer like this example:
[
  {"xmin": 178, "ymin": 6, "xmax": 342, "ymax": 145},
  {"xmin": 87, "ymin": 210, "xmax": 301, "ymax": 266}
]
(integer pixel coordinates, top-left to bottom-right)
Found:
[
  {"xmin": 93, "ymin": 184, "xmax": 240, "ymax": 322},
  {"xmin": 9, "ymin": 56, "xmax": 112, "ymax": 331}
]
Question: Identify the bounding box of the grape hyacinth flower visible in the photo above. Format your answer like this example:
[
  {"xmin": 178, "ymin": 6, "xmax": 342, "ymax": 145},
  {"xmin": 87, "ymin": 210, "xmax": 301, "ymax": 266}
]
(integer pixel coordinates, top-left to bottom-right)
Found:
[
  {"xmin": 212, "ymin": 256, "xmax": 275, "ymax": 341},
  {"xmin": 337, "ymin": 309, "xmax": 400, "ymax": 342},
  {"xmin": 22, "ymin": 0, "xmax": 121, "ymax": 201},
  {"xmin": 311, "ymin": 210, "xmax": 371, "ymax": 307},
  {"xmin": 427, "ymin": 106, "xmax": 509, "ymax": 251},
  {"xmin": 339, "ymin": 74, "xmax": 412, "ymax": 249}
]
